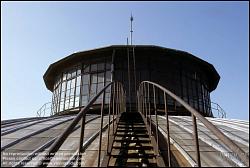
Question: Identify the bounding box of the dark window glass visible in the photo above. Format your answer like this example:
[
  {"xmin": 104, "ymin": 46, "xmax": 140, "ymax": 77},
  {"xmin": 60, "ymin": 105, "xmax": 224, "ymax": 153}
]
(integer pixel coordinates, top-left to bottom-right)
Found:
[
  {"xmin": 90, "ymin": 83, "xmax": 97, "ymax": 94},
  {"xmin": 98, "ymin": 73, "xmax": 104, "ymax": 83},
  {"xmin": 82, "ymin": 74, "xmax": 90, "ymax": 85},
  {"xmin": 81, "ymin": 95, "xmax": 88, "ymax": 106},
  {"xmin": 97, "ymin": 83, "xmax": 104, "ymax": 93},
  {"xmin": 83, "ymin": 65, "xmax": 90, "ymax": 73},
  {"xmin": 92, "ymin": 74, "xmax": 98, "ymax": 83},
  {"xmin": 106, "ymin": 71, "xmax": 111, "ymax": 82},
  {"xmin": 91, "ymin": 64, "xmax": 97, "ymax": 72},
  {"xmin": 106, "ymin": 63, "xmax": 111, "ymax": 70},
  {"xmin": 98, "ymin": 63, "xmax": 105, "ymax": 71},
  {"xmin": 82, "ymin": 84, "xmax": 89, "ymax": 95}
]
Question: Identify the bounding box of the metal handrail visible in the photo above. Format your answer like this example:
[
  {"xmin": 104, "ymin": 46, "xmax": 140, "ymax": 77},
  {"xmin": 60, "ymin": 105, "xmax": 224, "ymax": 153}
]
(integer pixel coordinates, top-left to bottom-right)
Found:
[
  {"xmin": 36, "ymin": 102, "xmax": 52, "ymax": 117},
  {"xmin": 211, "ymin": 102, "xmax": 227, "ymax": 118},
  {"xmin": 137, "ymin": 81, "xmax": 249, "ymax": 167},
  {"xmin": 37, "ymin": 81, "xmax": 126, "ymax": 167}
]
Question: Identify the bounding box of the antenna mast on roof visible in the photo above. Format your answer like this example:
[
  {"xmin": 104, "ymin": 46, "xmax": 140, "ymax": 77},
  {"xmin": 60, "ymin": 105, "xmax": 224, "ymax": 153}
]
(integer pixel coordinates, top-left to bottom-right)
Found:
[{"xmin": 130, "ymin": 14, "xmax": 134, "ymax": 45}]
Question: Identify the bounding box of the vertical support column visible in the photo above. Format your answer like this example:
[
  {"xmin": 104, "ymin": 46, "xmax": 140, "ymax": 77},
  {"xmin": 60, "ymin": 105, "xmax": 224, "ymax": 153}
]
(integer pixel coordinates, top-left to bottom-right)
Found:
[
  {"xmin": 164, "ymin": 92, "xmax": 171, "ymax": 167},
  {"xmin": 144, "ymin": 83, "xmax": 148, "ymax": 118},
  {"xmin": 97, "ymin": 91, "xmax": 106, "ymax": 167},
  {"xmin": 142, "ymin": 84, "xmax": 145, "ymax": 116},
  {"xmin": 138, "ymin": 86, "xmax": 141, "ymax": 113},
  {"xmin": 115, "ymin": 83, "xmax": 118, "ymax": 124},
  {"xmin": 149, "ymin": 84, "xmax": 152, "ymax": 139},
  {"xmin": 118, "ymin": 83, "xmax": 121, "ymax": 115},
  {"xmin": 153, "ymin": 85, "xmax": 159, "ymax": 157},
  {"xmin": 112, "ymin": 83, "xmax": 115, "ymax": 135},
  {"xmin": 147, "ymin": 83, "xmax": 151, "ymax": 129},
  {"xmin": 106, "ymin": 84, "xmax": 112, "ymax": 154},
  {"xmin": 145, "ymin": 84, "xmax": 149, "ymax": 119},
  {"xmin": 77, "ymin": 111, "xmax": 86, "ymax": 167},
  {"xmin": 192, "ymin": 114, "xmax": 201, "ymax": 167},
  {"xmin": 138, "ymin": 91, "xmax": 140, "ymax": 112},
  {"xmin": 132, "ymin": 47, "xmax": 137, "ymax": 111},
  {"xmin": 127, "ymin": 47, "xmax": 131, "ymax": 112}
]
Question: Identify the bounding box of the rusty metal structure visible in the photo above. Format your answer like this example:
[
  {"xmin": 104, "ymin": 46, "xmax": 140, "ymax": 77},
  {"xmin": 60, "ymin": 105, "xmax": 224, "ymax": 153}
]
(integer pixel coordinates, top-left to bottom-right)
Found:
[{"xmin": 1, "ymin": 45, "xmax": 249, "ymax": 167}]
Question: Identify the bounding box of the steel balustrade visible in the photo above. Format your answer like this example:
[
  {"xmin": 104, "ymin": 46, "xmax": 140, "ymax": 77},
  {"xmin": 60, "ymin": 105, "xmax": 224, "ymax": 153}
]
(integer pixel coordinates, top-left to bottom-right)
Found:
[
  {"xmin": 211, "ymin": 102, "xmax": 227, "ymax": 118},
  {"xmin": 137, "ymin": 81, "xmax": 249, "ymax": 167},
  {"xmin": 29, "ymin": 80, "xmax": 244, "ymax": 167},
  {"xmin": 36, "ymin": 102, "xmax": 52, "ymax": 117},
  {"xmin": 37, "ymin": 81, "xmax": 126, "ymax": 167}
]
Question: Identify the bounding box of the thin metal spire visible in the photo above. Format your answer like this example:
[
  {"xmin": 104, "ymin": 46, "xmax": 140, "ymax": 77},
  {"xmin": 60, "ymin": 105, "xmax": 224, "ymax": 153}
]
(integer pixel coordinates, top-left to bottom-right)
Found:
[{"xmin": 130, "ymin": 14, "xmax": 134, "ymax": 45}]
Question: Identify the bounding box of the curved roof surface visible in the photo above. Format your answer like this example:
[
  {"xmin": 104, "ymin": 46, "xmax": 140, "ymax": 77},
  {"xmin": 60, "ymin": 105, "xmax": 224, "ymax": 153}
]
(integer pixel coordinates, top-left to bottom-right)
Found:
[
  {"xmin": 1, "ymin": 115, "xmax": 248, "ymax": 167},
  {"xmin": 43, "ymin": 45, "xmax": 220, "ymax": 92}
]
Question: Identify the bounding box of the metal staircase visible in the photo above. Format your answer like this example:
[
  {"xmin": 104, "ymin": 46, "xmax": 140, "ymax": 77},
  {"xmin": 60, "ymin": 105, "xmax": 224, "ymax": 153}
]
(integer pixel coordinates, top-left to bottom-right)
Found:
[
  {"xmin": 107, "ymin": 112, "xmax": 162, "ymax": 167},
  {"xmin": 22, "ymin": 81, "xmax": 249, "ymax": 167}
]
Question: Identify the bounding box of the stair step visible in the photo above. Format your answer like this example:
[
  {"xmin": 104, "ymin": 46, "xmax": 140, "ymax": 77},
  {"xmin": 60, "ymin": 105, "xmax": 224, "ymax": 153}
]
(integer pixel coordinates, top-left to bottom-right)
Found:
[
  {"xmin": 114, "ymin": 139, "xmax": 151, "ymax": 143},
  {"xmin": 117, "ymin": 126, "xmax": 146, "ymax": 129},
  {"xmin": 113, "ymin": 142, "xmax": 153, "ymax": 148},
  {"xmin": 112, "ymin": 145, "xmax": 153, "ymax": 150},
  {"xmin": 115, "ymin": 133, "xmax": 149, "ymax": 138},
  {"xmin": 108, "ymin": 163, "xmax": 157, "ymax": 167},
  {"xmin": 111, "ymin": 153, "xmax": 156, "ymax": 158},
  {"xmin": 118, "ymin": 123, "xmax": 144, "ymax": 125},
  {"xmin": 115, "ymin": 137, "xmax": 150, "ymax": 141},
  {"xmin": 111, "ymin": 149, "xmax": 155, "ymax": 155},
  {"xmin": 116, "ymin": 129, "xmax": 147, "ymax": 132},
  {"xmin": 117, "ymin": 125, "xmax": 146, "ymax": 128},
  {"xmin": 108, "ymin": 158, "xmax": 157, "ymax": 167},
  {"xmin": 116, "ymin": 129, "xmax": 147, "ymax": 133}
]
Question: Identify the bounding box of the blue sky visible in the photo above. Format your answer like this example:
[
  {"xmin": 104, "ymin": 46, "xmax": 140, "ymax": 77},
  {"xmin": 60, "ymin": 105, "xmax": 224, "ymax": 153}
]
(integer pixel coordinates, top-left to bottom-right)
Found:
[{"xmin": 1, "ymin": 1, "xmax": 249, "ymax": 120}]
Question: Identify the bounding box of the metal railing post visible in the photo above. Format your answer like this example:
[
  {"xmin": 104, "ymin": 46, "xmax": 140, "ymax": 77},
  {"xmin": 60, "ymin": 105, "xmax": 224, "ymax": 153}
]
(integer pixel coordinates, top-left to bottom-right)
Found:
[
  {"xmin": 142, "ymin": 84, "xmax": 145, "ymax": 116},
  {"xmin": 118, "ymin": 83, "xmax": 121, "ymax": 114},
  {"xmin": 97, "ymin": 90, "xmax": 106, "ymax": 167},
  {"xmin": 115, "ymin": 83, "xmax": 118, "ymax": 123},
  {"xmin": 106, "ymin": 85, "xmax": 112, "ymax": 154},
  {"xmin": 144, "ymin": 83, "xmax": 147, "ymax": 117},
  {"xmin": 147, "ymin": 83, "xmax": 151, "ymax": 134},
  {"xmin": 153, "ymin": 85, "xmax": 159, "ymax": 158},
  {"xmin": 112, "ymin": 83, "xmax": 115, "ymax": 135},
  {"xmin": 77, "ymin": 112, "xmax": 86, "ymax": 167},
  {"xmin": 149, "ymin": 84, "xmax": 152, "ymax": 140},
  {"xmin": 164, "ymin": 92, "xmax": 171, "ymax": 167},
  {"xmin": 146, "ymin": 83, "xmax": 149, "ymax": 119},
  {"xmin": 192, "ymin": 114, "xmax": 201, "ymax": 167}
]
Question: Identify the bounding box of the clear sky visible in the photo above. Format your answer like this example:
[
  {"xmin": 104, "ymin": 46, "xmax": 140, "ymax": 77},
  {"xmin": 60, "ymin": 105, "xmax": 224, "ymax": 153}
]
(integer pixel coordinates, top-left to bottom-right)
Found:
[{"xmin": 1, "ymin": 1, "xmax": 249, "ymax": 120}]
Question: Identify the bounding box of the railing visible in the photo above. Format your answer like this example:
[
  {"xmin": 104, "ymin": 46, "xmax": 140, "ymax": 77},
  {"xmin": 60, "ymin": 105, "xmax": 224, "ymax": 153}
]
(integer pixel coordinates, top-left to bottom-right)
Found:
[
  {"xmin": 37, "ymin": 81, "xmax": 126, "ymax": 167},
  {"xmin": 211, "ymin": 102, "xmax": 227, "ymax": 118},
  {"xmin": 137, "ymin": 81, "xmax": 249, "ymax": 167},
  {"xmin": 36, "ymin": 102, "xmax": 52, "ymax": 117}
]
